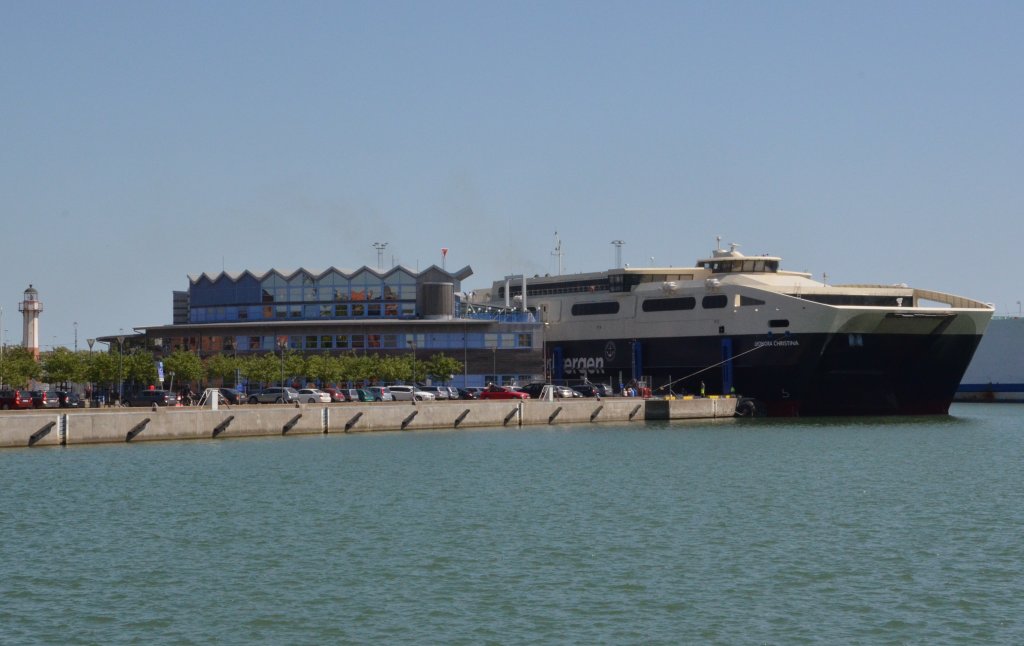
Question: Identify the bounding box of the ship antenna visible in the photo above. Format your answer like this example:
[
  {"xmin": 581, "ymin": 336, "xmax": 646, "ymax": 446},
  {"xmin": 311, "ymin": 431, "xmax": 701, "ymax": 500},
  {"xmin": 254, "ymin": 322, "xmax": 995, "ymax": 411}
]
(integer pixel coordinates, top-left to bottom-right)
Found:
[
  {"xmin": 552, "ymin": 231, "xmax": 564, "ymax": 276},
  {"xmin": 715, "ymin": 235, "xmax": 722, "ymax": 251}
]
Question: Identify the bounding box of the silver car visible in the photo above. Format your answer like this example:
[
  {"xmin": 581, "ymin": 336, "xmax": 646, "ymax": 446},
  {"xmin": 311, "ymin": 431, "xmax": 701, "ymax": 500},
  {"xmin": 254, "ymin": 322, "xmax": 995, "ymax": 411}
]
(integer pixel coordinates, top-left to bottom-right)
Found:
[
  {"xmin": 248, "ymin": 387, "xmax": 300, "ymax": 404},
  {"xmin": 388, "ymin": 385, "xmax": 436, "ymax": 401}
]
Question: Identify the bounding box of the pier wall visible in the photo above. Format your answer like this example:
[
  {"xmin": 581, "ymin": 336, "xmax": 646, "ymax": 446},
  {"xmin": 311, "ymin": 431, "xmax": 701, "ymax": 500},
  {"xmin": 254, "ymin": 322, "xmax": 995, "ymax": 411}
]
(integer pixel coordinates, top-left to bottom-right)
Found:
[{"xmin": 0, "ymin": 397, "xmax": 736, "ymax": 449}]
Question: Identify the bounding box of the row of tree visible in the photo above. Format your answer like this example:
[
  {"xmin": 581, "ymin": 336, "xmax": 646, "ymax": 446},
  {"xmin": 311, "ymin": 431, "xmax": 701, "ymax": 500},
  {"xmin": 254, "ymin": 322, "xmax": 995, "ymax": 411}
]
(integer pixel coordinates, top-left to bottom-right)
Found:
[{"xmin": 0, "ymin": 347, "xmax": 465, "ymax": 391}]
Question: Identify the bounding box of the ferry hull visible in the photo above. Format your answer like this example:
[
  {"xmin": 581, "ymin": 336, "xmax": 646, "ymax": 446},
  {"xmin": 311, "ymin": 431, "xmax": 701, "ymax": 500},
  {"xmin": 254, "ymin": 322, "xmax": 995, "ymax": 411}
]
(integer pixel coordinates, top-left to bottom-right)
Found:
[{"xmin": 548, "ymin": 331, "xmax": 983, "ymax": 417}]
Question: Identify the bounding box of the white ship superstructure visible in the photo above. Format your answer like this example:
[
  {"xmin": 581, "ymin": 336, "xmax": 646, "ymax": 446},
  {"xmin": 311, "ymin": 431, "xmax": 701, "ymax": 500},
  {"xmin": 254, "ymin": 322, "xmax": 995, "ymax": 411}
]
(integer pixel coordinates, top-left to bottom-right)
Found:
[{"xmin": 470, "ymin": 244, "xmax": 994, "ymax": 416}]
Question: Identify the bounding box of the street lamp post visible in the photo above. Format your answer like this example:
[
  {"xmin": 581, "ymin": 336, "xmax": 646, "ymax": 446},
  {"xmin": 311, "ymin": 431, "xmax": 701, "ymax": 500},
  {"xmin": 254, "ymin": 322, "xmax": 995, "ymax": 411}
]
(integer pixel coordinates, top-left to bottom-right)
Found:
[
  {"xmin": 408, "ymin": 338, "xmax": 417, "ymax": 384},
  {"xmin": 116, "ymin": 334, "xmax": 126, "ymax": 405},
  {"xmin": 542, "ymin": 321, "xmax": 549, "ymax": 383},
  {"xmin": 278, "ymin": 338, "xmax": 287, "ymax": 387}
]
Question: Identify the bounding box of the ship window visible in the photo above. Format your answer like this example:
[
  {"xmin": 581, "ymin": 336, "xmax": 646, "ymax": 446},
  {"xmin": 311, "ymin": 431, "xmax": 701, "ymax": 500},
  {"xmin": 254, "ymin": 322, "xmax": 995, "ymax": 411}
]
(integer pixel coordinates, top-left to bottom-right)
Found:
[
  {"xmin": 571, "ymin": 302, "xmax": 620, "ymax": 316},
  {"xmin": 702, "ymin": 295, "xmax": 728, "ymax": 309},
  {"xmin": 740, "ymin": 295, "xmax": 766, "ymax": 306},
  {"xmin": 769, "ymin": 319, "xmax": 789, "ymax": 328},
  {"xmin": 642, "ymin": 297, "xmax": 696, "ymax": 312}
]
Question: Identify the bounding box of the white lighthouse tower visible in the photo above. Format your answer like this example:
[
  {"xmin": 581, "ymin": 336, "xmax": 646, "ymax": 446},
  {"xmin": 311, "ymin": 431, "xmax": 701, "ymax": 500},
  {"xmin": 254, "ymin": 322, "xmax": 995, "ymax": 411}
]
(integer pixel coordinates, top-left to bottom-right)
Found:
[{"xmin": 19, "ymin": 284, "xmax": 43, "ymax": 360}]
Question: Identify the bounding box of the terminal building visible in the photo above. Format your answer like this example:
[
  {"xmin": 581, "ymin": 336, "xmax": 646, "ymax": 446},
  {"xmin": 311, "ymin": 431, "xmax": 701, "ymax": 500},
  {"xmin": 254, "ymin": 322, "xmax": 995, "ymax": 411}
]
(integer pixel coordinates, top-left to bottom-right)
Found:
[{"xmin": 112, "ymin": 263, "xmax": 543, "ymax": 388}]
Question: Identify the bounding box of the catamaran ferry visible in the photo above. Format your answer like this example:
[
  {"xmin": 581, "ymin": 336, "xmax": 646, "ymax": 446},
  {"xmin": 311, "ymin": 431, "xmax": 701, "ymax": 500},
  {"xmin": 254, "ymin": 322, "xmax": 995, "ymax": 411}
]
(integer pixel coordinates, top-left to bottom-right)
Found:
[{"xmin": 469, "ymin": 244, "xmax": 993, "ymax": 416}]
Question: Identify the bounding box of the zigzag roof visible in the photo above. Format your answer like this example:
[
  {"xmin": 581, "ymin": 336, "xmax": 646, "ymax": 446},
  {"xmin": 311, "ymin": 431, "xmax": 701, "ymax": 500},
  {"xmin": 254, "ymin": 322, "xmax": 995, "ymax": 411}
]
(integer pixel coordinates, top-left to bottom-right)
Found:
[{"xmin": 188, "ymin": 264, "xmax": 473, "ymax": 285}]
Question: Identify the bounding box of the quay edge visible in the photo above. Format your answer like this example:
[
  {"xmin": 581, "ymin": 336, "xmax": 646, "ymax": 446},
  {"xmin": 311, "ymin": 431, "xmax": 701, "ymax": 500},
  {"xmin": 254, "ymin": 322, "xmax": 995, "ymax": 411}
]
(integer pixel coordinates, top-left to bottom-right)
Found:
[{"xmin": 0, "ymin": 398, "xmax": 736, "ymax": 449}]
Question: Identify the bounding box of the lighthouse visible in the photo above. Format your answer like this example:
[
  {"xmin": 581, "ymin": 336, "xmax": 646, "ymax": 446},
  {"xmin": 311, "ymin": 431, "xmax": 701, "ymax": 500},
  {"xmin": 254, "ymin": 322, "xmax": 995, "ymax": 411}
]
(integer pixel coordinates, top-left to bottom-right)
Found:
[{"xmin": 19, "ymin": 284, "xmax": 43, "ymax": 360}]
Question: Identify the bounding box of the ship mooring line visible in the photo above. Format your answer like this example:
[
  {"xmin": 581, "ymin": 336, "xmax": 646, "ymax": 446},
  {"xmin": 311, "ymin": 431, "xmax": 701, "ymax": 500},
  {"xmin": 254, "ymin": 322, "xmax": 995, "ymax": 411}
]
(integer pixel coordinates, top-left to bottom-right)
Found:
[{"xmin": 658, "ymin": 344, "xmax": 769, "ymax": 392}]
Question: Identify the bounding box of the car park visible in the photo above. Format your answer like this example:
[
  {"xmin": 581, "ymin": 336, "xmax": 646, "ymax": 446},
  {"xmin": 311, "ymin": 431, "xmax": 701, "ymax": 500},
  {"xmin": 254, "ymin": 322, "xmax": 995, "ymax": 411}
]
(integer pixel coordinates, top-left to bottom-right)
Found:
[
  {"xmin": 296, "ymin": 388, "xmax": 331, "ymax": 403},
  {"xmin": 0, "ymin": 388, "xmax": 35, "ymax": 410},
  {"xmin": 388, "ymin": 385, "xmax": 436, "ymax": 401},
  {"xmin": 478, "ymin": 385, "xmax": 530, "ymax": 400},
  {"xmin": 124, "ymin": 389, "xmax": 178, "ymax": 407},
  {"xmin": 365, "ymin": 386, "xmax": 394, "ymax": 401},
  {"xmin": 247, "ymin": 387, "xmax": 300, "ymax": 404}
]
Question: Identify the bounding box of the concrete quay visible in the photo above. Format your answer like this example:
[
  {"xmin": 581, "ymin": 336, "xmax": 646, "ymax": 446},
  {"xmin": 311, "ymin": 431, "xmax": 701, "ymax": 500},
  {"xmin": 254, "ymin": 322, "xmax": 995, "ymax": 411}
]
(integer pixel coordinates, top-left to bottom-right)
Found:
[{"xmin": 0, "ymin": 397, "xmax": 736, "ymax": 449}]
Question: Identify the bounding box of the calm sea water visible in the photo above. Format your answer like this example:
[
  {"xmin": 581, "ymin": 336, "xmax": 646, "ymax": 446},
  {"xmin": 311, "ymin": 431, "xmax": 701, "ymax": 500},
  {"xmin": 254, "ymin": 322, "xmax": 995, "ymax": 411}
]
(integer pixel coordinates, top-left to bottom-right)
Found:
[{"xmin": 2, "ymin": 404, "xmax": 1023, "ymax": 645}]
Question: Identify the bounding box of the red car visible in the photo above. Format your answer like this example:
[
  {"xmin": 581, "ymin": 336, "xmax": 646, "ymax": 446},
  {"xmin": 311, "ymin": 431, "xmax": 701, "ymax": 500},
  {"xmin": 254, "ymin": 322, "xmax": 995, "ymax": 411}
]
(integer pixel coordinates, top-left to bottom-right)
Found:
[
  {"xmin": 478, "ymin": 385, "xmax": 530, "ymax": 400},
  {"xmin": 323, "ymin": 387, "xmax": 347, "ymax": 403},
  {"xmin": 0, "ymin": 388, "xmax": 36, "ymax": 410}
]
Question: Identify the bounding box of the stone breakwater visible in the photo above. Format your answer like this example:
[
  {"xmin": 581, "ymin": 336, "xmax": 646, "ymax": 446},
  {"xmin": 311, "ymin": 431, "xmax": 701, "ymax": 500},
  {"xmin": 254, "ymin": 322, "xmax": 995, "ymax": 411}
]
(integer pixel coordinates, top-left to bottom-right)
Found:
[{"xmin": 0, "ymin": 398, "xmax": 736, "ymax": 449}]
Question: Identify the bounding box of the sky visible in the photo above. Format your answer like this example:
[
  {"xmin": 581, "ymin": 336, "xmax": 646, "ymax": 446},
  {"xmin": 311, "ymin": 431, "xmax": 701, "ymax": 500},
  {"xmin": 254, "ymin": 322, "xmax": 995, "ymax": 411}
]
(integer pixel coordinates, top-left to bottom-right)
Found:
[{"xmin": 3, "ymin": 0, "xmax": 1023, "ymax": 350}]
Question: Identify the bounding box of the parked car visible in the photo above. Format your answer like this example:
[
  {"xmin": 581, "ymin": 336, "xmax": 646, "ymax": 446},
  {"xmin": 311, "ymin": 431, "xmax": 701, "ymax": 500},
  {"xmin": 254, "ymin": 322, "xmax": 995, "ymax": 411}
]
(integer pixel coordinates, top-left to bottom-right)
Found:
[
  {"xmin": 43, "ymin": 390, "xmax": 63, "ymax": 408},
  {"xmin": 218, "ymin": 388, "xmax": 243, "ymax": 405},
  {"xmin": 339, "ymin": 388, "xmax": 360, "ymax": 402},
  {"xmin": 554, "ymin": 385, "xmax": 582, "ymax": 398},
  {"xmin": 296, "ymin": 388, "xmax": 331, "ymax": 403},
  {"xmin": 28, "ymin": 390, "xmax": 48, "ymax": 408},
  {"xmin": 445, "ymin": 386, "xmax": 460, "ymax": 400},
  {"xmin": 366, "ymin": 386, "xmax": 394, "ymax": 402},
  {"xmin": 478, "ymin": 385, "xmax": 530, "ymax": 400},
  {"xmin": 124, "ymin": 389, "xmax": 178, "ymax": 407},
  {"xmin": 323, "ymin": 387, "xmax": 347, "ymax": 402},
  {"xmin": 457, "ymin": 387, "xmax": 480, "ymax": 400},
  {"xmin": 518, "ymin": 383, "xmax": 549, "ymax": 399},
  {"xmin": 248, "ymin": 387, "xmax": 300, "ymax": 404},
  {"xmin": 0, "ymin": 388, "xmax": 35, "ymax": 410},
  {"xmin": 417, "ymin": 385, "xmax": 448, "ymax": 400},
  {"xmin": 572, "ymin": 383, "xmax": 612, "ymax": 398},
  {"xmin": 388, "ymin": 385, "xmax": 436, "ymax": 401}
]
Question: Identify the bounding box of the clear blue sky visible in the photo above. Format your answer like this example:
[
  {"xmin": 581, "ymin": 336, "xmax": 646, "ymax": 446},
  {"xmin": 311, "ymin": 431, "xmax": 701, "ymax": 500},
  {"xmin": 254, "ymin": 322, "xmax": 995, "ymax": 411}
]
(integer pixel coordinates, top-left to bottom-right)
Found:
[{"xmin": 3, "ymin": 1, "xmax": 1023, "ymax": 349}]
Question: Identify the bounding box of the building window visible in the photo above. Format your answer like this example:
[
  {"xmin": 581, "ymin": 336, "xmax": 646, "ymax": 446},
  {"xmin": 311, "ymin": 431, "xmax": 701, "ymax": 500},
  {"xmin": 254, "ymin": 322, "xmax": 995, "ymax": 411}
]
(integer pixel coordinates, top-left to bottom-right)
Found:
[{"xmin": 305, "ymin": 336, "xmax": 319, "ymax": 349}]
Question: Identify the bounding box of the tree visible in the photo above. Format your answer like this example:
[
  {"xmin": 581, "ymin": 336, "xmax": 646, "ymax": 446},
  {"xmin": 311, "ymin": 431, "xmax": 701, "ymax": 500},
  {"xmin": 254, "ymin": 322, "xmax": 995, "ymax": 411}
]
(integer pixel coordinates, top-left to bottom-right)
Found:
[
  {"xmin": 1, "ymin": 346, "xmax": 40, "ymax": 388},
  {"xmin": 85, "ymin": 350, "xmax": 119, "ymax": 390},
  {"xmin": 306, "ymin": 353, "xmax": 342, "ymax": 386},
  {"xmin": 240, "ymin": 353, "xmax": 279, "ymax": 389},
  {"xmin": 283, "ymin": 351, "xmax": 306, "ymax": 386},
  {"xmin": 164, "ymin": 350, "xmax": 205, "ymax": 388},
  {"xmin": 424, "ymin": 353, "xmax": 463, "ymax": 384},
  {"xmin": 203, "ymin": 353, "xmax": 239, "ymax": 386},
  {"xmin": 123, "ymin": 350, "xmax": 158, "ymax": 389},
  {"xmin": 41, "ymin": 348, "xmax": 87, "ymax": 387},
  {"xmin": 377, "ymin": 356, "xmax": 408, "ymax": 384}
]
